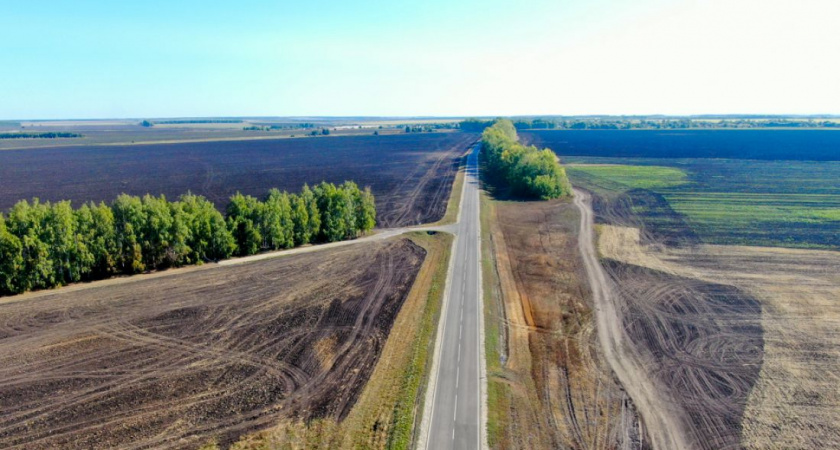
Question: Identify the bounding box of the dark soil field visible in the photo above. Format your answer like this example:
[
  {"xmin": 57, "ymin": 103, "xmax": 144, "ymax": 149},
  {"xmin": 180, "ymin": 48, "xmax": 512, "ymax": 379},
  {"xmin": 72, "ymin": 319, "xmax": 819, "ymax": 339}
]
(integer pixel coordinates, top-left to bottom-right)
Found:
[
  {"xmin": 555, "ymin": 130, "xmax": 840, "ymax": 448},
  {"xmin": 577, "ymin": 189, "xmax": 767, "ymax": 449},
  {"xmin": 0, "ymin": 132, "xmax": 476, "ymax": 227},
  {"xmin": 522, "ymin": 129, "xmax": 840, "ymax": 161},
  {"xmin": 590, "ymin": 202, "xmax": 840, "ymax": 449},
  {"xmin": 0, "ymin": 238, "xmax": 424, "ymax": 449},
  {"xmin": 604, "ymin": 259, "xmax": 764, "ymax": 449}
]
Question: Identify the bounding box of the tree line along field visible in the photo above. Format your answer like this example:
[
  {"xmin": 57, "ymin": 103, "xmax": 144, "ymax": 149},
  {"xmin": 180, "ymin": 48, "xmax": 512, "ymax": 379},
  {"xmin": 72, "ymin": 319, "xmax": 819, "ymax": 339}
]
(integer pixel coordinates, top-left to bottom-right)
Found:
[
  {"xmin": 0, "ymin": 182, "xmax": 375, "ymax": 296},
  {"xmin": 479, "ymin": 120, "xmax": 572, "ymax": 199},
  {"xmin": 0, "ymin": 132, "xmax": 476, "ymax": 228},
  {"xmin": 0, "ymin": 237, "xmax": 425, "ymax": 449}
]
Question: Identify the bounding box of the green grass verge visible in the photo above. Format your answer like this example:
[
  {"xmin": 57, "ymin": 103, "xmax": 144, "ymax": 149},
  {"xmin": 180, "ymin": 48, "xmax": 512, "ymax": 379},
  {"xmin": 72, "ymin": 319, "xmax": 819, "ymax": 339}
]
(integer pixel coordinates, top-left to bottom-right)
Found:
[
  {"xmin": 387, "ymin": 231, "xmax": 453, "ymax": 450},
  {"xmin": 479, "ymin": 193, "xmax": 511, "ymax": 448}
]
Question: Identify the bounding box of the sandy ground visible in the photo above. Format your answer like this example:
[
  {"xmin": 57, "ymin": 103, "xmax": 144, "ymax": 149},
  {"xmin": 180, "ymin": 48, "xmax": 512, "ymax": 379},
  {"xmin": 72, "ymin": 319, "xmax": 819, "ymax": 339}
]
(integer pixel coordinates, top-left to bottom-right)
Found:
[{"xmin": 480, "ymin": 193, "xmax": 646, "ymax": 449}]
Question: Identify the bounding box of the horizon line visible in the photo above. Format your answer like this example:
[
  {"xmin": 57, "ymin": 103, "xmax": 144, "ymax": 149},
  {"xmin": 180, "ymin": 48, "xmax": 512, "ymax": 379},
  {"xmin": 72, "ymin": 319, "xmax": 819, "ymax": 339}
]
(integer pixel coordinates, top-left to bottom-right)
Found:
[{"xmin": 6, "ymin": 113, "xmax": 840, "ymax": 122}]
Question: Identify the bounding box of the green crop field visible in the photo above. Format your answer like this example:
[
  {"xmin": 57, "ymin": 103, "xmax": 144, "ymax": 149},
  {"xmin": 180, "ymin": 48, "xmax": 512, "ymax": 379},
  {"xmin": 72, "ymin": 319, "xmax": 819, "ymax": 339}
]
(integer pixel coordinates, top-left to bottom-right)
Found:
[
  {"xmin": 568, "ymin": 160, "xmax": 840, "ymax": 249},
  {"xmin": 566, "ymin": 164, "xmax": 688, "ymax": 190}
]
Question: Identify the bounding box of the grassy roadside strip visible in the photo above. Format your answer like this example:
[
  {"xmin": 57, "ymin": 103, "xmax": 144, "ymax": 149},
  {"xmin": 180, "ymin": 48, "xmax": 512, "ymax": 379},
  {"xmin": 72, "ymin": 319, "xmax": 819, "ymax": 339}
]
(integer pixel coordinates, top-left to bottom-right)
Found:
[
  {"xmin": 479, "ymin": 192, "xmax": 511, "ymax": 448},
  {"xmin": 428, "ymin": 152, "xmax": 468, "ymax": 227},
  {"xmin": 383, "ymin": 231, "xmax": 452, "ymax": 450},
  {"xmin": 225, "ymin": 232, "xmax": 452, "ymax": 450}
]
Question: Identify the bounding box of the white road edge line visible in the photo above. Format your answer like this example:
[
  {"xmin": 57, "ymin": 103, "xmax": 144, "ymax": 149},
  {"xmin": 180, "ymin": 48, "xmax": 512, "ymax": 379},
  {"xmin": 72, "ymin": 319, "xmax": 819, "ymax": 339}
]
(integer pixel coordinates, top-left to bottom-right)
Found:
[
  {"xmin": 476, "ymin": 146, "xmax": 489, "ymax": 450},
  {"xmin": 417, "ymin": 142, "xmax": 474, "ymax": 450}
]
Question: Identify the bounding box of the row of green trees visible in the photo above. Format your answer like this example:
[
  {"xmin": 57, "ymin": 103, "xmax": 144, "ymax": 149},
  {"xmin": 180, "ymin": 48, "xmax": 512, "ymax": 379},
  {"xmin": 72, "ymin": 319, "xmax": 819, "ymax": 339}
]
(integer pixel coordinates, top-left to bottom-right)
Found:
[
  {"xmin": 481, "ymin": 119, "xmax": 572, "ymax": 200},
  {"xmin": 0, "ymin": 182, "xmax": 375, "ymax": 296}
]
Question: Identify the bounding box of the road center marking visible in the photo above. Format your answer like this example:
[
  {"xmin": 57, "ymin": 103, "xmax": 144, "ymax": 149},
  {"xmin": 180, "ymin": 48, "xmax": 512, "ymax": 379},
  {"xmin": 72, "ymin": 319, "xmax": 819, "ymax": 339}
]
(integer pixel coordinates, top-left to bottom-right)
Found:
[{"xmin": 454, "ymin": 394, "xmax": 458, "ymax": 420}]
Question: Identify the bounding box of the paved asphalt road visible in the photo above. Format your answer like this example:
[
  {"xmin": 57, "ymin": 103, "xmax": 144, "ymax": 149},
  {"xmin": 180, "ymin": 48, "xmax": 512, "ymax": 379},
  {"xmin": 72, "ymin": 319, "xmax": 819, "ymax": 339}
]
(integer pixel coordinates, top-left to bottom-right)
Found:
[{"xmin": 423, "ymin": 143, "xmax": 485, "ymax": 450}]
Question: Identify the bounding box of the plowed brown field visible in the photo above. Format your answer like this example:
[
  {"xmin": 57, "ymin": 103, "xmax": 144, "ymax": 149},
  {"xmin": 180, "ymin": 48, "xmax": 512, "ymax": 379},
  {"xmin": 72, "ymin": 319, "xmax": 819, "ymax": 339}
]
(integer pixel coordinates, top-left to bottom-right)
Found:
[
  {"xmin": 597, "ymin": 224, "xmax": 840, "ymax": 449},
  {"xmin": 0, "ymin": 238, "xmax": 425, "ymax": 449},
  {"xmin": 0, "ymin": 132, "xmax": 476, "ymax": 227}
]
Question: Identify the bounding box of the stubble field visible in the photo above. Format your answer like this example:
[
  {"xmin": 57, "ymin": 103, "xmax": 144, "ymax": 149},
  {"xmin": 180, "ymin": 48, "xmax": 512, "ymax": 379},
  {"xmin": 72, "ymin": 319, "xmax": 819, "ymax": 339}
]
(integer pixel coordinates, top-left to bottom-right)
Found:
[{"xmin": 596, "ymin": 224, "xmax": 840, "ymax": 448}]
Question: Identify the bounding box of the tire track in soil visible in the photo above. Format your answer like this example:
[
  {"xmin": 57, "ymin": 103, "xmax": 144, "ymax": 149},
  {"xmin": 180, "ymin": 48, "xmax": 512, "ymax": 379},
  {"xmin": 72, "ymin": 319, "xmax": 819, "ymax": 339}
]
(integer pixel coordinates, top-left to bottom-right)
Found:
[
  {"xmin": 577, "ymin": 188, "xmax": 766, "ymax": 450},
  {"xmin": 0, "ymin": 238, "xmax": 425, "ymax": 449},
  {"xmin": 378, "ymin": 139, "xmax": 466, "ymax": 228},
  {"xmin": 574, "ymin": 189, "xmax": 692, "ymax": 450}
]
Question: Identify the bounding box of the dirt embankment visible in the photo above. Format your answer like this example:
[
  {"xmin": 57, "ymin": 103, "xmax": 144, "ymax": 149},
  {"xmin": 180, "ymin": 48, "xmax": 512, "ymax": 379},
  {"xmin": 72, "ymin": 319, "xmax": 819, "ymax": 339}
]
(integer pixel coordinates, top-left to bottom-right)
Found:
[
  {"xmin": 0, "ymin": 239, "xmax": 425, "ymax": 449},
  {"xmin": 482, "ymin": 195, "xmax": 643, "ymax": 449}
]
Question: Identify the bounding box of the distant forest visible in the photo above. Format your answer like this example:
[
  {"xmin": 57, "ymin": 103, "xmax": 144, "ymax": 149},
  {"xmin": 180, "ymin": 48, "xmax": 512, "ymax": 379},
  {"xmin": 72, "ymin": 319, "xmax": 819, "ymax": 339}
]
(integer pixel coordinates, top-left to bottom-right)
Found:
[
  {"xmin": 461, "ymin": 117, "xmax": 839, "ymax": 131},
  {"xmin": 0, "ymin": 132, "xmax": 83, "ymax": 139}
]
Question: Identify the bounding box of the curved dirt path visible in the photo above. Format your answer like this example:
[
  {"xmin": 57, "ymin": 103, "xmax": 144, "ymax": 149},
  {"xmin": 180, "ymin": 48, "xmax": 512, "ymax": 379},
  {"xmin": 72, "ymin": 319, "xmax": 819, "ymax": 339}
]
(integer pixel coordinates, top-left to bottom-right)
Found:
[{"xmin": 573, "ymin": 188, "xmax": 691, "ymax": 450}]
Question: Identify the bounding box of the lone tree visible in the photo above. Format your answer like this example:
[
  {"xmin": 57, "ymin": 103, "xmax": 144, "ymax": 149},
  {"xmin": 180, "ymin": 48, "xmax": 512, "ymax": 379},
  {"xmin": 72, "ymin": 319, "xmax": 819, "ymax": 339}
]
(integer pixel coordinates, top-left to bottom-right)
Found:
[{"xmin": 140, "ymin": 120, "xmax": 153, "ymax": 127}]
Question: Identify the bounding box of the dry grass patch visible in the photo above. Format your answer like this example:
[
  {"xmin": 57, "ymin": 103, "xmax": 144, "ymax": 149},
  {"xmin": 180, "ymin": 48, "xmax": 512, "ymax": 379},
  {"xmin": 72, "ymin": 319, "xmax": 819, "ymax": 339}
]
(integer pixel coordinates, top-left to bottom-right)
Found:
[{"xmin": 481, "ymin": 195, "xmax": 639, "ymax": 449}]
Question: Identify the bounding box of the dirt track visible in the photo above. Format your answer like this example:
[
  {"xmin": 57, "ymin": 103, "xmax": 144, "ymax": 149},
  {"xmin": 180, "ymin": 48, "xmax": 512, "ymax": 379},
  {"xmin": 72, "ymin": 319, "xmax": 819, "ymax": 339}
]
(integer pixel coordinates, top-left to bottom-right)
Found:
[
  {"xmin": 597, "ymin": 227, "xmax": 840, "ymax": 449},
  {"xmin": 0, "ymin": 239, "xmax": 424, "ymax": 449},
  {"xmin": 580, "ymin": 185, "xmax": 775, "ymax": 450},
  {"xmin": 484, "ymin": 196, "xmax": 643, "ymax": 449},
  {"xmin": 574, "ymin": 189, "xmax": 691, "ymax": 450}
]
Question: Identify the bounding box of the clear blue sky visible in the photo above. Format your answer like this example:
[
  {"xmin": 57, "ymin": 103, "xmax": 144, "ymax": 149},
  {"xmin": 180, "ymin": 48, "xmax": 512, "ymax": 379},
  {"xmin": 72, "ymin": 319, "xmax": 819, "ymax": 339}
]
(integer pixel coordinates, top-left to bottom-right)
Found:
[{"xmin": 2, "ymin": 0, "xmax": 838, "ymax": 119}]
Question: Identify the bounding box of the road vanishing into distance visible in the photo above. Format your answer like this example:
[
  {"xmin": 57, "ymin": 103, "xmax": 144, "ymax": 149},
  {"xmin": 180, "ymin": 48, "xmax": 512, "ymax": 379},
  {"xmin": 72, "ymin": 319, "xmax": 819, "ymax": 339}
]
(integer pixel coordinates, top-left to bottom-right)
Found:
[
  {"xmin": 223, "ymin": 142, "xmax": 488, "ymax": 449},
  {"xmin": 419, "ymin": 143, "xmax": 486, "ymax": 450}
]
